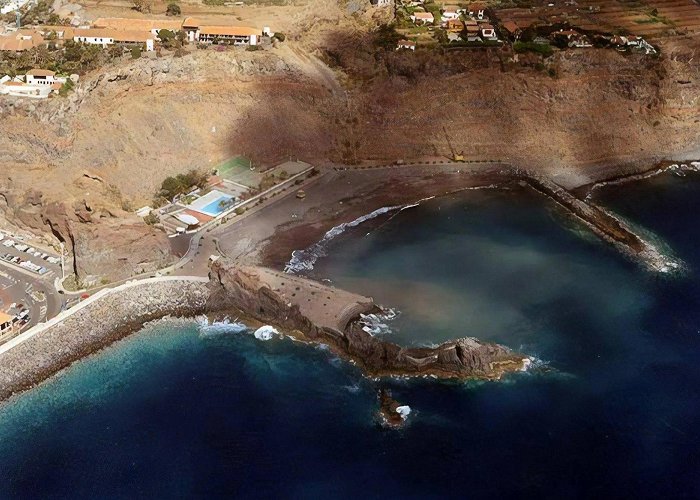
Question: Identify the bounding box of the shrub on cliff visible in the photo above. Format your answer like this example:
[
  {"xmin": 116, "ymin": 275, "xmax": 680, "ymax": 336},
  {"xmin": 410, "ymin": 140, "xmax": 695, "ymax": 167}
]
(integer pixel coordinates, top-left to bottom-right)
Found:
[
  {"xmin": 166, "ymin": 2, "xmax": 181, "ymax": 15},
  {"xmin": 158, "ymin": 170, "xmax": 209, "ymax": 201}
]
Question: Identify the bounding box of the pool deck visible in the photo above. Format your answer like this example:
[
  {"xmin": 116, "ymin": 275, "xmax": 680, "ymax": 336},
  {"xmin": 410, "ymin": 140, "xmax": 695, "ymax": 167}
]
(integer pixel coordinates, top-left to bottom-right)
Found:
[{"xmin": 187, "ymin": 190, "xmax": 234, "ymax": 216}]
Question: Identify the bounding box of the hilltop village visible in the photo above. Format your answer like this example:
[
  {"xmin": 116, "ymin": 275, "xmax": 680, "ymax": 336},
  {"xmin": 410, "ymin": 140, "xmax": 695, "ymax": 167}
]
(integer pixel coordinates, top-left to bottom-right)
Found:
[{"xmin": 0, "ymin": 12, "xmax": 275, "ymax": 97}]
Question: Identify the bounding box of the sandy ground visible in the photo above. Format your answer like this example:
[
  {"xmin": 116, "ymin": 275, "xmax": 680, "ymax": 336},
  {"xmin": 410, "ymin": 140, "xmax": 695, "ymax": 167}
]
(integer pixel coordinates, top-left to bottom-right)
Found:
[{"xmin": 214, "ymin": 162, "xmax": 516, "ymax": 269}]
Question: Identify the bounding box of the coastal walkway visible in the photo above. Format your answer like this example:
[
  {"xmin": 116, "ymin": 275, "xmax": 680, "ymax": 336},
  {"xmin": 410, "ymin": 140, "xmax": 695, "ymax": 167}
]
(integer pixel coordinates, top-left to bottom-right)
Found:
[{"xmin": 0, "ymin": 276, "xmax": 209, "ymax": 357}]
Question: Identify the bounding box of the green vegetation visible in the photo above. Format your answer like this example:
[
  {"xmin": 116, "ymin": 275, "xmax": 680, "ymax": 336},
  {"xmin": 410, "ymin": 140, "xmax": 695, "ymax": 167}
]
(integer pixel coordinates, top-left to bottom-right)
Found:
[
  {"xmin": 158, "ymin": 29, "xmax": 186, "ymax": 50},
  {"xmin": 374, "ymin": 24, "xmax": 402, "ymax": 50},
  {"xmin": 273, "ymin": 32, "xmax": 286, "ymax": 42},
  {"xmin": 21, "ymin": 0, "xmax": 63, "ymax": 26},
  {"xmin": 58, "ymin": 78, "xmax": 74, "ymax": 97},
  {"xmin": 513, "ymin": 41, "xmax": 554, "ymax": 57},
  {"xmin": 130, "ymin": 46, "xmax": 142, "ymax": 59},
  {"xmin": 202, "ymin": 0, "xmax": 226, "ymax": 5},
  {"xmin": 131, "ymin": 0, "xmax": 153, "ymax": 13},
  {"xmin": 158, "ymin": 170, "xmax": 209, "ymax": 201},
  {"xmin": 143, "ymin": 212, "xmax": 160, "ymax": 225},
  {"xmin": 0, "ymin": 39, "xmax": 120, "ymax": 76},
  {"xmin": 166, "ymin": 2, "xmax": 181, "ymax": 15}
]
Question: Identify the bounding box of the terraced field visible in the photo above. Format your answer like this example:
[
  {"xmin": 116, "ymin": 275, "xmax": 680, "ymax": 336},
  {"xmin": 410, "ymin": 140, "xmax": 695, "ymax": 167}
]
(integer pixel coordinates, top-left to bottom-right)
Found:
[{"xmin": 496, "ymin": 0, "xmax": 700, "ymax": 38}]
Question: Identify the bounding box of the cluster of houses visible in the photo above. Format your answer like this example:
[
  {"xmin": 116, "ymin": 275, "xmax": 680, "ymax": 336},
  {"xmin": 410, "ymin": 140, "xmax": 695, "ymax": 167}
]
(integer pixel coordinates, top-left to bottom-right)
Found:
[
  {"xmin": 397, "ymin": 1, "xmax": 500, "ymax": 49},
  {"xmin": 0, "ymin": 69, "xmax": 72, "ymax": 98},
  {"xmin": 0, "ymin": 17, "xmax": 273, "ymax": 99},
  {"xmin": 393, "ymin": 1, "xmax": 657, "ymax": 55},
  {"xmin": 0, "ymin": 17, "xmax": 273, "ymax": 55}
]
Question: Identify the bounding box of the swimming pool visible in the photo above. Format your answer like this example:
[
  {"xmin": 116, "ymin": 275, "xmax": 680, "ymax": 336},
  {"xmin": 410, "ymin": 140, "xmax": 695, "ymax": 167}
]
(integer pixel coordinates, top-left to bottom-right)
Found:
[
  {"xmin": 187, "ymin": 190, "xmax": 235, "ymax": 217},
  {"xmin": 198, "ymin": 196, "xmax": 234, "ymax": 216}
]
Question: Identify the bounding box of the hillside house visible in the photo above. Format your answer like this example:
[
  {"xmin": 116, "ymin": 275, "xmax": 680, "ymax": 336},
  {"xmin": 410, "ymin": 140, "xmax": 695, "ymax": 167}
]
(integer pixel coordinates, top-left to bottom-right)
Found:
[
  {"xmin": 467, "ymin": 2, "xmax": 486, "ymax": 20},
  {"xmin": 197, "ymin": 25, "xmax": 261, "ymax": 45},
  {"xmin": 445, "ymin": 18, "xmax": 464, "ymax": 32},
  {"xmin": 397, "ymin": 39, "xmax": 416, "ymax": 50},
  {"xmin": 182, "ymin": 17, "xmax": 200, "ymax": 42},
  {"xmin": 25, "ymin": 68, "xmax": 61, "ymax": 86},
  {"xmin": 72, "ymin": 28, "xmax": 156, "ymax": 51},
  {"xmin": 0, "ymin": 77, "xmax": 51, "ymax": 98},
  {"xmin": 0, "ymin": 311, "xmax": 17, "ymax": 339},
  {"xmin": 38, "ymin": 25, "xmax": 75, "ymax": 43},
  {"xmin": 480, "ymin": 23, "xmax": 497, "ymax": 40},
  {"xmin": 0, "ymin": 30, "xmax": 44, "ymax": 51},
  {"xmin": 500, "ymin": 20, "xmax": 521, "ymax": 40},
  {"xmin": 411, "ymin": 12, "xmax": 435, "ymax": 25},
  {"xmin": 441, "ymin": 5, "xmax": 462, "ymax": 21},
  {"xmin": 93, "ymin": 17, "xmax": 182, "ymax": 38},
  {"xmin": 464, "ymin": 20, "xmax": 480, "ymax": 41}
]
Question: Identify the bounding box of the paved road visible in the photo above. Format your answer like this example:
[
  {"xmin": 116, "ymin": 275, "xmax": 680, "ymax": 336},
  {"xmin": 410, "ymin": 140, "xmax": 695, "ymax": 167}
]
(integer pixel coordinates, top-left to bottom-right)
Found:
[{"xmin": 0, "ymin": 263, "xmax": 63, "ymax": 330}]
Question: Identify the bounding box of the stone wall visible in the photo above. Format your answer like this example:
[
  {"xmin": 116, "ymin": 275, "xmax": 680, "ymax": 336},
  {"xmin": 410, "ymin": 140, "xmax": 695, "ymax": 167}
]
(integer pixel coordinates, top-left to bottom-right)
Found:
[{"xmin": 0, "ymin": 278, "xmax": 210, "ymax": 401}]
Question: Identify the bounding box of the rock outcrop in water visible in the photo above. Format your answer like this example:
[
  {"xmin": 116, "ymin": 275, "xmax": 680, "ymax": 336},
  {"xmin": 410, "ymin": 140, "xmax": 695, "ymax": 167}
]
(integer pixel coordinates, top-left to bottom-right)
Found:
[{"xmin": 207, "ymin": 261, "xmax": 529, "ymax": 380}]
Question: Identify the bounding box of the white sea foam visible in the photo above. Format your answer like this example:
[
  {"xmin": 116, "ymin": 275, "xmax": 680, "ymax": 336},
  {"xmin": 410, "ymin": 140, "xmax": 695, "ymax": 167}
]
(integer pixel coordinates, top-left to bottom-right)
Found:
[
  {"xmin": 197, "ymin": 316, "xmax": 248, "ymax": 336},
  {"xmin": 253, "ymin": 325, "xmax": 279, "ymax": 341},
  {"xmin": 284, "ymin": 200, "xmax": 429, "ymax": 274},
  {"xmin": 284, "ymin": 205, "xmax": 402, "ymax": 273},
  {"xmin": 395, "ymin": 405, "xmax": 411, "ymax": 420},
  {"xmin": 359, "ymin": 308, "xmax": 400, "ymax": 336}
]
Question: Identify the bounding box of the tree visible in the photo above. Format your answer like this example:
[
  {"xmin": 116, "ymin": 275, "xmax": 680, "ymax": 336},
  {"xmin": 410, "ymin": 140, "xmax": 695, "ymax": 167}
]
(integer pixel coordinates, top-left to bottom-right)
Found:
[
  {"xmin": 374, "ymin": 24, "xmax": 401, "ymax": 50},
  {"xmin": 131, "ymin": 0, "xmax": 152, "ymax": 13},
  {"xmin": 166, "ymin": 2, "xmax": 181, "ymax": 16},
  {"xmin": 131, "ymin": 46, "xmax": 142, "ymax": 59},
  {"xmin": 158, "ymin": 29, "xmax": 176, "ymax": 49}
]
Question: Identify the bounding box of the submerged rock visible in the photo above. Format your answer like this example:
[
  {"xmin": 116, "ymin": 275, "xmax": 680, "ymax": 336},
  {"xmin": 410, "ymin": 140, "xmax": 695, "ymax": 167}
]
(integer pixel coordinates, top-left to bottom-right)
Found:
[{"xmin": 378, "ymin": 389, "xmax": 408, "ymax": 428}]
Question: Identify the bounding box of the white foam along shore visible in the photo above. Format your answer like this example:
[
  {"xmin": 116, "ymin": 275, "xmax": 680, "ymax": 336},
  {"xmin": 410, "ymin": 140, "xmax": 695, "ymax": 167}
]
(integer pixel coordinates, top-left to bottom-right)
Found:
[
  {"xmin": 284, "ymin": 204, "xmax": 404, "ymax": 274},
  {"xmin": 283, "ymin": 195, "xmax": 442, "ymax": 275}
]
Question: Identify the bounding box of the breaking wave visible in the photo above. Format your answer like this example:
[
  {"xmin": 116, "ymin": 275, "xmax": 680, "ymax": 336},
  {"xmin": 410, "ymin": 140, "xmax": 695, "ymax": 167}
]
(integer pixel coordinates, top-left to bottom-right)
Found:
[
  {"xmin": 359, "ymin": 308, "xmax": 399, "ymax": 336},
  {"xmin": 196, "ymin": 316, "xmax": 249, "ymax": 336},
  {"xmin": 284, "ymin": 205, "xmax": 403, "ymax": 274},
  {"xmin": 283, "ymin": 199, "xmax": 434, "ymax": 274}
]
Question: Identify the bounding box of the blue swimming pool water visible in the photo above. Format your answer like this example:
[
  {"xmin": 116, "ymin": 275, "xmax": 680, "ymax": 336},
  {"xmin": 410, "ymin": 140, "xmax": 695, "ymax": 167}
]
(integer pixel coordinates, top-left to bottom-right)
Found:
[{"xmin": 198, "ymin": 196, "xmax": 233, "ymax": 216}]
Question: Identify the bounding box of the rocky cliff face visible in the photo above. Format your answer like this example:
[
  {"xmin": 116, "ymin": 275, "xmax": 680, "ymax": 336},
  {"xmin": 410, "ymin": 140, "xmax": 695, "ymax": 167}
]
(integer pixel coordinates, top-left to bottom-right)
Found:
[
  {"xmin": 1, "ymin": 34, "xmax": 697, "ymax": 280},
  {"xmin": 208, "ymin": 261, "xmax": 529, "ymax": 380}
]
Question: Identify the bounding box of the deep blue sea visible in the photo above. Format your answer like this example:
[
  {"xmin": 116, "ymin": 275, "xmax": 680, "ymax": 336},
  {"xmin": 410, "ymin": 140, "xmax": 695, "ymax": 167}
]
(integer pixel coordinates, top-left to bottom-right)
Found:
[{"xmin": 2, "ymin": 172, "xmax": 700, "ymax": 498}]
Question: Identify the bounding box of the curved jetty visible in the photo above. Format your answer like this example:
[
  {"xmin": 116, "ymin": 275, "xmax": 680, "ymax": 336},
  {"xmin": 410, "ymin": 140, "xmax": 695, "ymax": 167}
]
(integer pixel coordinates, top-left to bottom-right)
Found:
[
  {"xmin": 207, "ymin": 261, "xmax": 530, "ymax": 380},
  {"xmin": 521, "ymin": 175, "xmax": 679, "ymax": 272}
]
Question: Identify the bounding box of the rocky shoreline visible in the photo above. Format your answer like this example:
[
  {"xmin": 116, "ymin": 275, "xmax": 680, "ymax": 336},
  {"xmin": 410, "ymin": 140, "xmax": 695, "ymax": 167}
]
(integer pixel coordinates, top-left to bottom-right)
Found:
[
  {"xmin": 0, "ymin": 278, "xmax": 210, "ymax": 402},
  {"xmin": 207, "ymin": 262, "xmax": 531, "ymax": 381}
]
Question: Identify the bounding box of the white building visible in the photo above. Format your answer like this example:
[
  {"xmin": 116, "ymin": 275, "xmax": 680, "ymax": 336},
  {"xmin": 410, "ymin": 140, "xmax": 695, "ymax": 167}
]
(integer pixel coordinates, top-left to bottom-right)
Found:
[
  {"xmin": 72, "ymin": 28, "xmax": 155, "ymax": 51},
  {"xmin": 411, "ymin": 12, "xmax": 435, "ymax": 25},
  {"xmin": 25, "ymin": 68, "xmax": 64, "ymax": 86}
]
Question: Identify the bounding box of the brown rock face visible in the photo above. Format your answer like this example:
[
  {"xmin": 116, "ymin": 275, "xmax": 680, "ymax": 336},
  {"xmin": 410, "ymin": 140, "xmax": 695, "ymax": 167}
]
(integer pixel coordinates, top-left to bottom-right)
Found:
[
  {"xmin": 208, "ymin": 261, "xmax": 529, "ymax": 380},
  {"xmin": 3, "ymin": 190, "xmax": 172, "ymax": 282}
]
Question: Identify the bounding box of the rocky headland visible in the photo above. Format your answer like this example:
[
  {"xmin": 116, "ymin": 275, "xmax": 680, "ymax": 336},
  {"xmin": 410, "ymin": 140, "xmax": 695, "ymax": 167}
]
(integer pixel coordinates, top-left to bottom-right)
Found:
[{"xmin": 207, "ymin": 261, "xmax": 530, "ymax": 381}]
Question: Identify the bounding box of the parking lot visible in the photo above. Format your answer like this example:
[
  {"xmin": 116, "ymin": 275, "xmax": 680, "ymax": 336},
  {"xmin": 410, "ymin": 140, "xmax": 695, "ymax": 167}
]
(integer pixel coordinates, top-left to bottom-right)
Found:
[
  {"xmin": 0, "ymin": 232, "xmax": 64, "ymax": 342},
  {"xmin": 0, "ymin": 234, "xmax": 62, "ymax": 278}
]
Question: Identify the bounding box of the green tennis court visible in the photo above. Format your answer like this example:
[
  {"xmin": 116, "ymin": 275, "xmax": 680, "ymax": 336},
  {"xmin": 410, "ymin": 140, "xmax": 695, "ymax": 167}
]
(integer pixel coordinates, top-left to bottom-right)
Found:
[{"xmin": 215, "ymin": 156, "xmax": 262, "ymax": 188}]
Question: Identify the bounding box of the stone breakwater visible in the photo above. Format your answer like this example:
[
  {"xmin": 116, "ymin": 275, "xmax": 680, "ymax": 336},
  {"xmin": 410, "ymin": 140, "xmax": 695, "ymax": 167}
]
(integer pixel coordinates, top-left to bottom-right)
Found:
[
  {"xmin": 521, "ymin": 175, "xmax": 680, "ymax": 273},
  {"xmin": 207, "ymin": 262, "xmax": 530, "ymax": 380},
  {"xmin": 0, "ymin": 278, "xmax": 209, "ymax": 401}
]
